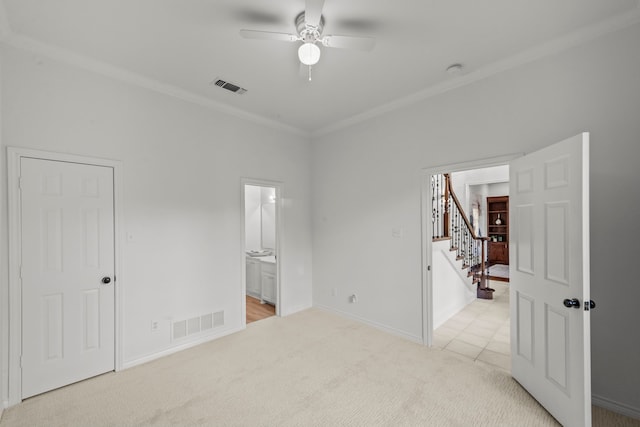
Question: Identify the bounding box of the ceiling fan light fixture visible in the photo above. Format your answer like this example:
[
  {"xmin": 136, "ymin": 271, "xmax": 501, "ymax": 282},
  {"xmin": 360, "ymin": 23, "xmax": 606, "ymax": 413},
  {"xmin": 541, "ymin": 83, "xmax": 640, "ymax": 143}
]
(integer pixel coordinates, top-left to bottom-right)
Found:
[{"xmin": 298, "ymin": 42, "xmax": 321, "ymax": 65}]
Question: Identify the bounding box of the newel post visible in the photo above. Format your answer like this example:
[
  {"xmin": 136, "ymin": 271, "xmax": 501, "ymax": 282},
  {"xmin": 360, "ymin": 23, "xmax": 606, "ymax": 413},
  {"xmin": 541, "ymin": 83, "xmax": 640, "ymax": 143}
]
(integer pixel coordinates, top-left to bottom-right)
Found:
[{"xmin": 481, "ymin": 237, "xmax": 486, "ymax": 278}]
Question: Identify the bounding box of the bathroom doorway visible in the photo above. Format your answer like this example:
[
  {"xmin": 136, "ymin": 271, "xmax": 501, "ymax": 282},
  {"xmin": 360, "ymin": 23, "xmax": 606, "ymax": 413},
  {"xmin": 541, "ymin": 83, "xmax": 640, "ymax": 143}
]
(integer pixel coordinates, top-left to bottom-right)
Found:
[{"xmin": 241, "ymin": 181, "xmax": 281, "ymax": 325}]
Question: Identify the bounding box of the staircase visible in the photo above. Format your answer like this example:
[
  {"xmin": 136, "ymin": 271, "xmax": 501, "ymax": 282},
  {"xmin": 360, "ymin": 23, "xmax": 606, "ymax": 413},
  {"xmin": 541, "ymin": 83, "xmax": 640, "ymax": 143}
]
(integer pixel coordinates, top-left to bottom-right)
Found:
[{"xmin": 432, "ymin": 173, "xmax": 494, "ymax": 299}]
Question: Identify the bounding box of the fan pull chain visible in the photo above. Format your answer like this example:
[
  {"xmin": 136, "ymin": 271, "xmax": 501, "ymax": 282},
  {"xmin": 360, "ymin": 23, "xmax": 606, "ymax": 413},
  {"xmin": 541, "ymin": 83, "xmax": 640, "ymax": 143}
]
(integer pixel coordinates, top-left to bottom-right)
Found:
[{"xmin": 308, "ymin": 65, "xmax": 312, "ymax": 81}]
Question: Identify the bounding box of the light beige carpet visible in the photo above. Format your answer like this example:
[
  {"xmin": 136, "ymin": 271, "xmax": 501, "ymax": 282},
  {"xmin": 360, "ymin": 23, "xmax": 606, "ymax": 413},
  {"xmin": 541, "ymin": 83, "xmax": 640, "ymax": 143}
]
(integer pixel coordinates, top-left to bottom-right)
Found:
[{"xmin": 1, "ymin": 309, "xmax": 638, "ymax": 426}]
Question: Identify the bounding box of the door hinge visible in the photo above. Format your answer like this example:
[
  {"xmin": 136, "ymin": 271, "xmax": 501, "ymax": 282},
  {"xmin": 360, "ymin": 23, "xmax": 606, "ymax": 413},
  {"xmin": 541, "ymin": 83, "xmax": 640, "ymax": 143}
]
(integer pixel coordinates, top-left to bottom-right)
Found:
[
  {"xmin": 19, "ymin": 265, "xmax": 22, "ymax": 280},
  {"xmin": 19, "ymin": 355, "xmax": 23, "ymax": 368},
  {"xmin": 18, "ymin": 176, "xmax": 22, "ymax": 190},
  {"xmin": 427, "ymin": 265, "xmax": 431, "ymax": 271}
]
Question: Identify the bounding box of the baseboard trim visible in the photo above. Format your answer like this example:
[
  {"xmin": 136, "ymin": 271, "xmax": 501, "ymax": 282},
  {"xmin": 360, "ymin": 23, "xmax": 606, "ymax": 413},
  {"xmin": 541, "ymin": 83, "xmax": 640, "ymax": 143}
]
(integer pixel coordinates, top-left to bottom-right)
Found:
[
  {"xmin": 314, "ymin": 304, "xmax": 423, "ymax": 344},
  {"xmin": 122, "ymin": 326, "xmax": 243, "ymax": 370},
  {"xmin": 593, "ymin": 394, "xmax": 640, "ymax": 420},
  {"xmin": 434, "ymin": 301, "xmax": 471, "ymax": 330},
  {"xmin": 280, "ymin": 303, "xmax": 312, "ymax": 317}
]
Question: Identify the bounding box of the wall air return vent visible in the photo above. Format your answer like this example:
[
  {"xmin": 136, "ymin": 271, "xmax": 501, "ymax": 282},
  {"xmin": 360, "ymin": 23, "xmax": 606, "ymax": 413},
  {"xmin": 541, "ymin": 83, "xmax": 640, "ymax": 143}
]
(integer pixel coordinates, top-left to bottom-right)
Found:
[
  {"xmin": 171, "ymin": 310, "xmax": 225, "ymax": 342},
  {"xmin": 213, "ymin": 311, "xmax": 224, "ymax": 327},
  {"xmin": 173, "ymin": 320, "xmax": 187, "ymax": 340},
  {"xmin": 212, "ymin": 78, "xmax": 247, "ymax": 95}
]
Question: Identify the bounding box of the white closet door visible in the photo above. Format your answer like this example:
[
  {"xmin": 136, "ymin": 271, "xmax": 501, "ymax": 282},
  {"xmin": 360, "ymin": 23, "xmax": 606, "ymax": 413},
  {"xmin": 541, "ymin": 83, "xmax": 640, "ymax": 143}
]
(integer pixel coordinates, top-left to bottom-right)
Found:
[{"xmin": 21, "ymin": 157, "xmax": 115, "ymax": 398}]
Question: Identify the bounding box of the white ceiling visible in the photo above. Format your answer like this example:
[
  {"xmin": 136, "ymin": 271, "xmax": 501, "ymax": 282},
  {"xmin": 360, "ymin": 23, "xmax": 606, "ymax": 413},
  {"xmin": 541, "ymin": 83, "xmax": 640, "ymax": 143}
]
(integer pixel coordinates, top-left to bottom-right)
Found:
[{"xmin": 2, "ymin": 0, "xmax": 639, "ymax": 134}]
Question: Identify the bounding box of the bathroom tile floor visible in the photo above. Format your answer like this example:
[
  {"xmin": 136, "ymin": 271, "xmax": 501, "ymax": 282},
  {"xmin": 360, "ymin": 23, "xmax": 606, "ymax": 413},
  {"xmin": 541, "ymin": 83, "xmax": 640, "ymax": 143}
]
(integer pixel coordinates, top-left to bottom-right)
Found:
[{"xmin": 433, "ymin": 281, "xmax": 511, "ymax": 372}]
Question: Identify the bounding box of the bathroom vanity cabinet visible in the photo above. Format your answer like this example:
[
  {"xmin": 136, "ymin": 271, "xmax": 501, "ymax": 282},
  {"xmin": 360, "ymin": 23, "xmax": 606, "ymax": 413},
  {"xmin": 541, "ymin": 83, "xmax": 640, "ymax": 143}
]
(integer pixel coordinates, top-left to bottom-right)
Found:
[
  {"xmin": 260, "ymin": 261, "xmax": 276, "ymax": 304},
  {"xmin": 246, "ymin": 256, "xmax": 276, "ymax": 305},
  {"xmin": 246, "ymin": 258, "xmax": 262, "ymax": 299}
]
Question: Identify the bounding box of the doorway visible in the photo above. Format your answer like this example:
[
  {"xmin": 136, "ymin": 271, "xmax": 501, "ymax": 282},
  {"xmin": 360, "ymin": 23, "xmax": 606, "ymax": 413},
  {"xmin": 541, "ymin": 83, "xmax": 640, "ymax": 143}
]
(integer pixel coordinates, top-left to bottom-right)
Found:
[
  {"xmin": 241, "ymin": 180, "xmax": 281, "ymax": 325},
  {"xmin": 423, "ymin": 135, "xmax": 592, "ymax": 425},
  {"xmin": 421, "ymin": 155, "xmax": 517, "ymax": 347},
  {"xmin": 7, "ymin": 148, "xmax": 123, "ymax": 405},
  {"xmin": 426, "ymin": 162, "xmax": 512, "ymax": 371}
]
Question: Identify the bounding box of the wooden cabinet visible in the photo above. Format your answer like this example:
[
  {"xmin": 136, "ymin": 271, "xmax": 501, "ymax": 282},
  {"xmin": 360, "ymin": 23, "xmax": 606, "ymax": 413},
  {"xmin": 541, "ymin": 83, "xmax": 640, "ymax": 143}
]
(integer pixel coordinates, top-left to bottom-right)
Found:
[
  {"xmin": 246, "ymin": 258, "xmax": 262, "ymax": 299},
  {"xmin": 260, "ymin": 261, "xmax": 276, "ymax": 304},
  {"xmin": 488, "ymin": 241, "xmax": 509, "ymax": 265},
  {"xmin": 487, "ymin": 196, "xmax": 509, "ymax": 265}
]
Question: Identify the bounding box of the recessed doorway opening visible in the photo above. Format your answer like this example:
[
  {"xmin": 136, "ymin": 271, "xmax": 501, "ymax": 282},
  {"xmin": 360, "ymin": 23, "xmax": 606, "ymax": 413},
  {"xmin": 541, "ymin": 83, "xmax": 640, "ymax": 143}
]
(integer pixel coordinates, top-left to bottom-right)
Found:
[
  {"xmin": 241, "ymin": 181, "xmax": 281, "ymax": 325},
  {"xmin": 421, "ymin": 155, "xmax": 516, "ymax": 364},
  {"xmin": 428, "ymin": 164, "xmax": 511, "ymax": 372}
]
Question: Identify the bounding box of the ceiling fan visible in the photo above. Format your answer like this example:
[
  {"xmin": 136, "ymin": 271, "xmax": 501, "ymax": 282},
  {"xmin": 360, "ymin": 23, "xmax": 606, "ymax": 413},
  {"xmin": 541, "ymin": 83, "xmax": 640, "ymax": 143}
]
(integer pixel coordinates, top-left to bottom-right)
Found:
[{"xmin": 239, "ymin": 0, "xmax": 375, "ymax": 81}]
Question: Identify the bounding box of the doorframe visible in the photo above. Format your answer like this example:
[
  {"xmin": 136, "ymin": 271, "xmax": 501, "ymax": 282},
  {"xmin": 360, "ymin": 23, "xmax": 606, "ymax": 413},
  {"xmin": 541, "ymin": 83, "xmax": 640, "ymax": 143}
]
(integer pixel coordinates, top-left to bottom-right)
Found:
[
  {"xmin": 240, "ymin": 178, "xmax": 283, "ymax": 326},
  {"xmin": 421, "ymin": 154, "xmax": 520, "ymax": 346},
  {"xmin": 6, "ymin": 147, "xmax": 124, "ymax": 406}
]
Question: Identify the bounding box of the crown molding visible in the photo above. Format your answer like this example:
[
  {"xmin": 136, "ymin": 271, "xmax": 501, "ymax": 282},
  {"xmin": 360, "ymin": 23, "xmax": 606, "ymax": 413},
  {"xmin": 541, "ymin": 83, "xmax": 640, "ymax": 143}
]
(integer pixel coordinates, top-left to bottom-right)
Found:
[
  {"xmin": 0, "ymin": 30, "xmax": 309, "ymax": 138},
  {"xmin": 313, "ymin": 8, "xmax": 640, "ymax": 138},
  {"xmin": 1, "ymin": 2, "xmax": 638, "ymax": 140}
]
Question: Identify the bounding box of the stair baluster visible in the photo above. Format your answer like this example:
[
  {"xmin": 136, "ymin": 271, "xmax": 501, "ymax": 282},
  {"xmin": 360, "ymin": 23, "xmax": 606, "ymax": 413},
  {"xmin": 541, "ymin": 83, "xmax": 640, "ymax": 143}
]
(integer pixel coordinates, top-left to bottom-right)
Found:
[{"xmin": 431, "ymin": 173, "xmax": 493, "ymax": 299}]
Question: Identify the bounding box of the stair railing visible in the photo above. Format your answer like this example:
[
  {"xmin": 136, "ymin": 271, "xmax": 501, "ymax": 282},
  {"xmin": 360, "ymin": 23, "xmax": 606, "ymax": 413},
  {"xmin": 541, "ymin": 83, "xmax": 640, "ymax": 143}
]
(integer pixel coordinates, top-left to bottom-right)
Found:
[
  {"xmin": 431, "ymin": 173, "xmax": 448, "ymax": 239},
  {"xmin": 431, "ymin": 173, "xmax": 488, "ymax": 285}
]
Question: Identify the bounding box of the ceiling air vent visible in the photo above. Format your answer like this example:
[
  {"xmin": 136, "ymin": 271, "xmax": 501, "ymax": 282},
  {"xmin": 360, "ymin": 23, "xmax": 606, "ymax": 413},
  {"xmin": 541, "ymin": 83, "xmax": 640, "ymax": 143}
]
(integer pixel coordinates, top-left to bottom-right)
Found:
[{"xmin": 212, "ymin": 78, "xmax": 247, "ymax": 95}]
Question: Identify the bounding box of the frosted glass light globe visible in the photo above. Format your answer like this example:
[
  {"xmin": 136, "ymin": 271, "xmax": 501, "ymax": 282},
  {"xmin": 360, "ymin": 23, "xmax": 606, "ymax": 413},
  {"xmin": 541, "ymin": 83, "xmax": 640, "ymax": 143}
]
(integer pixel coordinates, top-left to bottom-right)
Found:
[{"xmin": 298, "ymin": 42, "xmax": 321, "ymax": 66}]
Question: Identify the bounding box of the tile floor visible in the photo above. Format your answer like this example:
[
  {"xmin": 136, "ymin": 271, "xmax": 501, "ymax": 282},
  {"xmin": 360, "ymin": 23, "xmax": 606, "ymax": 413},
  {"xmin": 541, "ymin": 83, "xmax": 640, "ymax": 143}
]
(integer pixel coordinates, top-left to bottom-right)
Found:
[{"xmin": 433, "ymin": 281, "xmax": 511, "ymax": 372}]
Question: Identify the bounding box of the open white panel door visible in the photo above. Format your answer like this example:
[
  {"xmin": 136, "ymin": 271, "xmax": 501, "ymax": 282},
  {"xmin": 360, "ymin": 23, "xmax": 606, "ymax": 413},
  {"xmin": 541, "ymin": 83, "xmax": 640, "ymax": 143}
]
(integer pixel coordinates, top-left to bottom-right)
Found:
[{"xmin": 509, "ymin": 133, "xmax": 591, "ymax": 427}]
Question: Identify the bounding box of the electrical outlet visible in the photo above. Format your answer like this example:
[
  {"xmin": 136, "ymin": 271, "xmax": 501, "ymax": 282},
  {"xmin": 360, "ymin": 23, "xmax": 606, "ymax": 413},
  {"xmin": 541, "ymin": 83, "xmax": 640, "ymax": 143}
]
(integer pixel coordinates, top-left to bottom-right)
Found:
[{"xmin": 151, "ymin": 320, "xmax": 159, "ymax": 332}]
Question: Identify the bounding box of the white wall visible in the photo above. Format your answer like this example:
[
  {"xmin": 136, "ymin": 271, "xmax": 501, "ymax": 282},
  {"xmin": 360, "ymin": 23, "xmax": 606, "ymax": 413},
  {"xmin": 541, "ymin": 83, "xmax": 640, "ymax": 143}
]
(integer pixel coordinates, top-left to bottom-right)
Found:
[
  {"xmin": 0, "ymin": 40, "xmax": 4, "ymax": 420},
  {"xmin": 245, "ymin": 185, "xmax": 277, "ymax": 252},
  {"xmin": 486, "ymin": 183, "xmax": 508, "ymax": 197},
  {"xmin": 451, "ymin": 165, "xmax": 509, "ymax": 208},
  {"xmin": 312, "ymin": 23, "xmax": 640, "ymax": 413},
  {"xmin": 244, "ymin": 185, "xmax": 262, "ymax": 251},
  {"xmin": 0, "ymin": 43, "xmax": 313, "ymax": 404},
  {"xmin": 260, "ymin": 187, "xmax": 276, "ymax": 250},
  {"xmin": 451, "ymin": 165, "xmax": 509, "ymax": 234},
  {"xmin": 432, "ymin": 241, "xmax": 476, "ymax": 329}
]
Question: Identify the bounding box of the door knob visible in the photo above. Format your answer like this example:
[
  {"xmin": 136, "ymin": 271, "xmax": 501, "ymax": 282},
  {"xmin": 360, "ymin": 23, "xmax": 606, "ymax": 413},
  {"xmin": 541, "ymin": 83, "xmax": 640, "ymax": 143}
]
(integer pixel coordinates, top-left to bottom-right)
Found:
[
  {"xmin": 101, "ymin": 276, "xmax": 112, "ymax": 284},
  {"xmin": 589, "ymin": 300, "xmax": 596, "ymax": 310},
  {"xmin": 563, "ymin": 298, "xmax": 580, "ymax": 309}
]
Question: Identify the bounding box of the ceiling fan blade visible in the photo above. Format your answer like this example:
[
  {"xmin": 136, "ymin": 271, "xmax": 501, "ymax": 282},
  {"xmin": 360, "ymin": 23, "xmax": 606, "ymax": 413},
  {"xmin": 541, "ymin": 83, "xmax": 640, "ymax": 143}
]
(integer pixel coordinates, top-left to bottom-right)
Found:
[
  {"xmin": 305, "ymin": 0, "xmax": 325, "ymax": 27},
  {"xmin": 239, "ymin": 29, "xmax": 299, "ymax": 42},
  {"xmin": 322, "ymin": 35, "xmax": 376, "ymax": 51}
]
